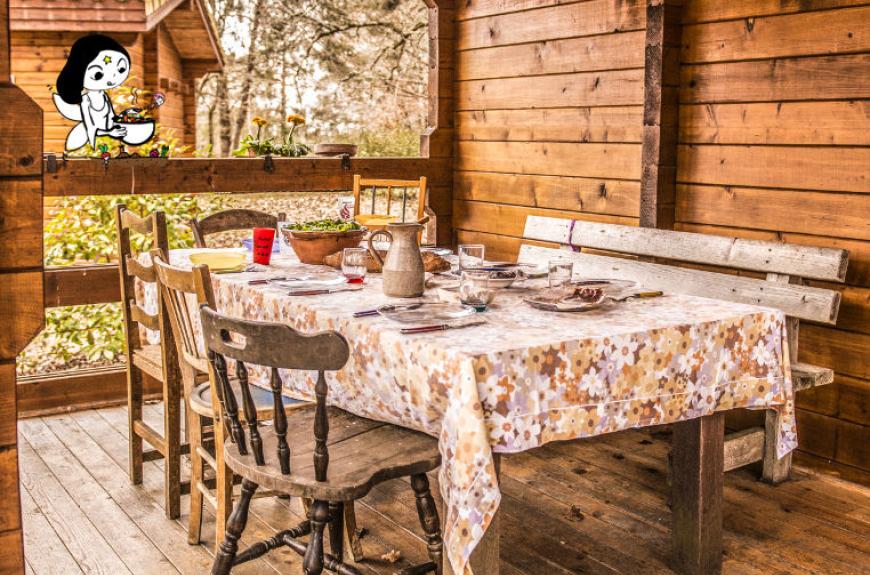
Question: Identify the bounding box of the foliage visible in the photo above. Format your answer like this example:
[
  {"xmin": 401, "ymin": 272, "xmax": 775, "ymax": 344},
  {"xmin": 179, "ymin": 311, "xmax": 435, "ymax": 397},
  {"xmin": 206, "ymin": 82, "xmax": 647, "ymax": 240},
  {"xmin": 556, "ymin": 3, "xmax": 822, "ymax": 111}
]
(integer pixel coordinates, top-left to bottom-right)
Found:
[
  {"xmin": 352, "ymin": 125, "xmax": 421, "ymax": 157},
  {"xmin": 284, "ymin": 218, "xmax": 362, "ymax": 232},
  {"xmin": 233, "ymin": 114, "xmax": 312, "ymax": 157}
]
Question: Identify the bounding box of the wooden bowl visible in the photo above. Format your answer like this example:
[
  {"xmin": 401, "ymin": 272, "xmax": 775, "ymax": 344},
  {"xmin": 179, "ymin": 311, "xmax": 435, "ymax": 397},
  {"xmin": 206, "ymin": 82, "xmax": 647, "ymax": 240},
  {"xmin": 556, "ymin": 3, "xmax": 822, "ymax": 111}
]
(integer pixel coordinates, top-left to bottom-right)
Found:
[
  {"xmin": 314, "ymin": 143, "xmax": 358, "ymax": 157},
  {"xmin": 281, "ymin": 227, "xmax": 367, "ymax": 264}
]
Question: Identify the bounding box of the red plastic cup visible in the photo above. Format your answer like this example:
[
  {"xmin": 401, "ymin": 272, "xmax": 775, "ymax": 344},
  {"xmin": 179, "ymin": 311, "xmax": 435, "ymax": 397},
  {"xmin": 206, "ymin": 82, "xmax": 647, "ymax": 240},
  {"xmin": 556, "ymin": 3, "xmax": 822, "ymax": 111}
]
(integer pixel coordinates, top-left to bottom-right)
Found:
[{"xmin": 252, "ymin": 227, "xmax": 276, "ymax": 265}]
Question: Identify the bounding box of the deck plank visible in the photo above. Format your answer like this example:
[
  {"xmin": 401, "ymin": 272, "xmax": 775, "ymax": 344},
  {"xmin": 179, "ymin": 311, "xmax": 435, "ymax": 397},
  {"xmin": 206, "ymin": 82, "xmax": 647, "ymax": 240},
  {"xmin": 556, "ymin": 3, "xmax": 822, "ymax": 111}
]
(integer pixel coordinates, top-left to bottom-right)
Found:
[{"xmin": 18, "ymin": 405, "xmax": 870, "ymax": 575}]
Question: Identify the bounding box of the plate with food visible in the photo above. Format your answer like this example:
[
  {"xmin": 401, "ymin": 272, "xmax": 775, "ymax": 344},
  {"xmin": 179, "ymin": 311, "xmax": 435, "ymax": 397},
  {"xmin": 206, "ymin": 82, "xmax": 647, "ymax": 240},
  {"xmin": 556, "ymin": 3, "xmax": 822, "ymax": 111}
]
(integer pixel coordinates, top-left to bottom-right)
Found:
[
  {"xmin": 570, "ymin": 279, "xmax": 638, "ymax": 294},
  {"xmin": 377, "ymin": 302, "xmax": 477, "ymax": 324},
  {"xmin": 524, "ymin": 286, "xmax": 609, "ymax": 312},
  {"xmin": 281, "ymin": 219, "xmax": 367, "ymax": 264}
]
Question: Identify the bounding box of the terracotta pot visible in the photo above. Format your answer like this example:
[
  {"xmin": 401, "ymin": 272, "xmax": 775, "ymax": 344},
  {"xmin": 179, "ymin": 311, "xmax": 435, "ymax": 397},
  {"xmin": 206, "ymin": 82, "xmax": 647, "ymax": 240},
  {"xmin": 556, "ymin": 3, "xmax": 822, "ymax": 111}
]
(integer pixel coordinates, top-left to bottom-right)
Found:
[{"xmin": 281, "ymin": 227, "xmax": 367, "ymax": 264}]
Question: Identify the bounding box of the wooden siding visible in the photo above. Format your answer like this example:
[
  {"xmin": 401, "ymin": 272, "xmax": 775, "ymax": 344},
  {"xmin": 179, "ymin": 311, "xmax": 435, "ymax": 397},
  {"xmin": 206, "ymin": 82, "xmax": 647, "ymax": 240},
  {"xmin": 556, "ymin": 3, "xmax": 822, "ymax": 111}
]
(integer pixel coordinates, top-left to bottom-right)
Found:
[
  {"xmin": 676, "ymin": 0, "xmax": 870, "ymax": 478},
  {"xmin": 453, "ymin": 0, "xmax": 646, "ymax": 251},
  {"xmin": 9, "ymin": 0, "xmax": 147, "ymax": 32},
  {"xmin": 453, "ymin": 0, "xmax": 870, "ymax": 477}
]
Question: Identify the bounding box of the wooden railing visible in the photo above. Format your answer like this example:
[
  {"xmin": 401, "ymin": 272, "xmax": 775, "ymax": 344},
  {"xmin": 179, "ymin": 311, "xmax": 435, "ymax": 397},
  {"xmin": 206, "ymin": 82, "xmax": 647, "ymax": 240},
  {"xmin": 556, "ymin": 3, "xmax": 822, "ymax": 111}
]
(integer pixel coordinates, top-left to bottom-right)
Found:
[{"xmin": 19, "ymin": 155, "xmax": 452, "ymax": 416}]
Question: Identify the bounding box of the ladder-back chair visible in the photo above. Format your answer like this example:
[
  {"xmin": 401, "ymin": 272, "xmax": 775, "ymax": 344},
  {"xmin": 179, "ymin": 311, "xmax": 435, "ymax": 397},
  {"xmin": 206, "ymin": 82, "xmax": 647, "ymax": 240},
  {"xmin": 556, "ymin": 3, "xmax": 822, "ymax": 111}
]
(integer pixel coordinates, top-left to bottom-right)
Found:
[
  {"xmin": 191, "ymin": 208, "xmax": 285, "ymax": 248},
  {"xmin": 352, "ymin": 175, "xmax": 429, "ymax": 232},
  {"xmin": 115, "ymin": 204, "xmax": 184, "ymax": 519},
  {"xmin": 200, "ymin": 305, "xmax": 443, "ymax": 575},
  {"xmin": 150, "ymin": 251, "xmax": 364, "ymax": 557},
  {"xmin": 519, "ymin": 215, "xmax": 849, "ymax": 483}
]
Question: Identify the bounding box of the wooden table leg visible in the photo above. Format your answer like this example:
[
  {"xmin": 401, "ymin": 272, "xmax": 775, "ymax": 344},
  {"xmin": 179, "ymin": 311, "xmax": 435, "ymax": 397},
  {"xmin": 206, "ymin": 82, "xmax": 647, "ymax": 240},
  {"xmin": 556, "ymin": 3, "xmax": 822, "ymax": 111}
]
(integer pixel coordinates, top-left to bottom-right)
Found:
[
  {"xmin": 671, "ymin": 413, "xmax": 724, "ymax": 575},
  {"xmin": 444, "ymin": 454, "xmax": 500, "ymax": 575}
]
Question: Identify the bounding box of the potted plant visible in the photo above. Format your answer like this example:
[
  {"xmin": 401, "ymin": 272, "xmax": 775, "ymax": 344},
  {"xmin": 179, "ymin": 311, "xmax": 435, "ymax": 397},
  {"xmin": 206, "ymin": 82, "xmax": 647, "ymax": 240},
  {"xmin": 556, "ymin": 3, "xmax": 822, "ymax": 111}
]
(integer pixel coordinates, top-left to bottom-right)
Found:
[{"xmin": 233, "ymin": 114, "xmax": 312, "ymax": 158}]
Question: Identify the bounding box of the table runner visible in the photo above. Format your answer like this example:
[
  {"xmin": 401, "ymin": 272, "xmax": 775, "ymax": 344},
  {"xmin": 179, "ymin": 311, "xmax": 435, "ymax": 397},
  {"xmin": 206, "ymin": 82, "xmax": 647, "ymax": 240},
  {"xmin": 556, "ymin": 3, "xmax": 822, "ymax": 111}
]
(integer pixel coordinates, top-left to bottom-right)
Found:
[{"xmin": 145, "ymin": 251, "xmax": 796, "ymax": 575}]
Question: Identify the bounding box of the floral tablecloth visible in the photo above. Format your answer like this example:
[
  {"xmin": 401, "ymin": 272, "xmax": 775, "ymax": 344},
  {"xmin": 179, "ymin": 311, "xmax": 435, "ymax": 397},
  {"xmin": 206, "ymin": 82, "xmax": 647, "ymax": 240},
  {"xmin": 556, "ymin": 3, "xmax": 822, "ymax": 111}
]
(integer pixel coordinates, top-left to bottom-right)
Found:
[{"xmin": 145, "ymin": 250, "xmax": 796, "ymax": 575}]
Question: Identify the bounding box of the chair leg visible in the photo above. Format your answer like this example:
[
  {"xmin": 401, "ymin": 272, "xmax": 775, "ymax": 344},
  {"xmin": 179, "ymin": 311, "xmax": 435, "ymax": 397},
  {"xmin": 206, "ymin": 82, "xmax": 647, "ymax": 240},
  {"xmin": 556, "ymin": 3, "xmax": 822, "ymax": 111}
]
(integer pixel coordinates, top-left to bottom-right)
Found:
[
  {"xmin": 127, "ymin": 367, "xmax": 144, "ymax": 485},
  {"xmin": 188, "ymin": 410, "xmax": 205, "ymax": 545},
  {"xmin": 412, "ymin": 473, "xmax": 443, "ymax": 573},
  {"xmin": 344, "ymin": 502, "xmax": 364, "ymax": 562},
  {"xmin": 328, "ymin": 502, "xmax": 345, "ymax": 563},
  {"xmin": 214, "ymin": 424, "xmax": 234, "ymax": 551},
  {"xmin": 211, "ymin": 479, "xmax": 258, "ymax": 575},
  {"xmin": 164, "ymin": 380, "xmax": 182, "ymax": 519},
  {"xmin": 303, "ymin": 500, "xmax": 329, "ymax": 575}
]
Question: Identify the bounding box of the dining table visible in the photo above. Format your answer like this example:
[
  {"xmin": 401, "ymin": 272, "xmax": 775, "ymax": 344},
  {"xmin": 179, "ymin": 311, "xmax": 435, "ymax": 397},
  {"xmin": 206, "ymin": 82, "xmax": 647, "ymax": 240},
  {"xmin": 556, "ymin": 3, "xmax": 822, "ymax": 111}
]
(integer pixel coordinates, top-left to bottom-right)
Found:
[{"xmin": 143, "ymin": 248, "xmax": 797, "ymax": 575}]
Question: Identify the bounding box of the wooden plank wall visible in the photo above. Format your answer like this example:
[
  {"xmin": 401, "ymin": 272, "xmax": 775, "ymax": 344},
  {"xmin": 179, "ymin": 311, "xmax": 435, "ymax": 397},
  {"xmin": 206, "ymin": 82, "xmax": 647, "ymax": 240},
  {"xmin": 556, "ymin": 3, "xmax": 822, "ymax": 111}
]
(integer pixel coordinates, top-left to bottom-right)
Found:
[
  {"xmin": 0, "ymin": 0, "xmax": 44, "ymax": 569},
  {"xmin": 453, "ymin": 0, "xmax": 868, "ymax": 481},
  {"xmin": 453, "ymin": 0, "xmax": 647, "ymax": 261},
  {"xmin": 9, "ymin": 0, "xmax": 147, "ymax": 33},
  {"xmin": 10, "ymin": 31, "xmax": 145, "ymax": 152},
  {"xmin": 676, "ymin": 0, "xmax": 870, "ymax": 482}
]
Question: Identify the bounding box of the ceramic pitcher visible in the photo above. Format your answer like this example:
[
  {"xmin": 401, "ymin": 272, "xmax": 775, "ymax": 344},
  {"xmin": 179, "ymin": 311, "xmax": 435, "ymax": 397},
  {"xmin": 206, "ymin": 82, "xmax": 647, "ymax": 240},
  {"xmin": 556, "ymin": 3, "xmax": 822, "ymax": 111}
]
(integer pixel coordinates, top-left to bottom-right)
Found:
[{"xmin": 368, "ymin": 223, "xmax": 425, "ymax": 297}]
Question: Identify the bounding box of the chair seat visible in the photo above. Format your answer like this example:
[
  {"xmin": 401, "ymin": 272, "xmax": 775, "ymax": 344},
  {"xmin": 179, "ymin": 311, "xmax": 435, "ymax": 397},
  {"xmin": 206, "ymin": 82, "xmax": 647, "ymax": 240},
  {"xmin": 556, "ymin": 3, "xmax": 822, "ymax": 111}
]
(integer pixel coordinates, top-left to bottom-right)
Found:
[
  {"xmin": 224, "ymin": 406, "xmax": 440, "ymax": 502},
  {"xmin": 132, "ymin": 344, "xmax": 164, "ymax": 381},
  {"xmin": 189, "ymin": 381, "xmax": 308, "ymax": 419}
]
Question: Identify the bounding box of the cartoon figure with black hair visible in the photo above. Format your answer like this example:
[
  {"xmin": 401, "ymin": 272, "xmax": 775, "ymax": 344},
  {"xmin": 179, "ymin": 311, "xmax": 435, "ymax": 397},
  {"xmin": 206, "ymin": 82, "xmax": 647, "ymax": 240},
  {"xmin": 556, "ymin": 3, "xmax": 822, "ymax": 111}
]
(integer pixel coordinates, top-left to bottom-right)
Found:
[{"xmin": 53, "ymin": 34, "xmax": 132, "ymax": 151}]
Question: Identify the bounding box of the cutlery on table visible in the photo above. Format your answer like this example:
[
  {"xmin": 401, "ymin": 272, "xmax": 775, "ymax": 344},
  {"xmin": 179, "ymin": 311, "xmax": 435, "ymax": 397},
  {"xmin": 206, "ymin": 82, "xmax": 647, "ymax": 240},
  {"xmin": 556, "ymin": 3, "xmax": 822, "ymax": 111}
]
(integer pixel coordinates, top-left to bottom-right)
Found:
[
  {"xmin": 354, "ymin": 302, "xmax": 427, "ymax": 318},
  {"xmin": 608, "ymin": 290, "xmax": 663, "ymax": 302},
  {"xmin": 287, "ymin": 286, "xmax": 364, "ymax": 297},
  {"xmin": 400, "ymin": 319, "xmax": 487, "ymax": 335}
]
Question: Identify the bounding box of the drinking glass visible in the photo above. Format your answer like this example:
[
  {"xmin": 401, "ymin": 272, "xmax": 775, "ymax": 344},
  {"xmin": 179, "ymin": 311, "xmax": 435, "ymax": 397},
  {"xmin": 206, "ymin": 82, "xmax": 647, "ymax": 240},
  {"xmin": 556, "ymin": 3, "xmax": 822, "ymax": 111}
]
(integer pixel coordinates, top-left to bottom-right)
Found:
[
  {"xmin": 460, "ymin": 270, "xmax": 496, "ymax": 311},
  {"xmin": 252, "ymin": 227, "xmax": 276, "ymax": 265},
  {"xmin": 458, "ymin": 244, "xmax": 485, "ymax": 271},
  {"xmin": 341, "ymin": 247, "xmax": 368, "ymax": 284},
  {"xmin": 548, "ymin": 258, "xmax": 574, "ymax": 288}
]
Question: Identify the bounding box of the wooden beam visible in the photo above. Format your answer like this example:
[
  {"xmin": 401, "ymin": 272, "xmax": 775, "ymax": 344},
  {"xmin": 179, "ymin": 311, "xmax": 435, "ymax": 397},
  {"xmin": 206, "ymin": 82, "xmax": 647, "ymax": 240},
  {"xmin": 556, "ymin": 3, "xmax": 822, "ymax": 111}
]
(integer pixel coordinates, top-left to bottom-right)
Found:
[
  {"xmin": 43, "ymin": 156, "xmax": 451, "ymax": 197},
  {"xmin": 0, "ymin": 0, "xmax": 43, "ymax": 568},
  {"xmin": 44, "ymin": 265, "xmax": 121, "ymax": 308},
  {"xmin": 671, "ymin": 413, "xmax": 724, "ymax": 575},
  {"xmin": 640, "ymin": 0, "xmax": 682, "ymax": 229},
  {"xmin": 17, "ymin": 366, "xmax": 161, "ymax": 418}
]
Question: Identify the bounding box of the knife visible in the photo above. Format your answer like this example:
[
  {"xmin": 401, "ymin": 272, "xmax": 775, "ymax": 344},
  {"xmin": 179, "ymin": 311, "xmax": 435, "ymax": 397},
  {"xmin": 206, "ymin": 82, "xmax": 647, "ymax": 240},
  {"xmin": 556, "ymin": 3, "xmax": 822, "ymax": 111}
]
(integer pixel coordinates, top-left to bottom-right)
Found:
[
  {"xmin": 288, "ymin": 286, "xmax": 363, "ymax": 296},
  {"xmin": 401, "ymin": 319, "xmax": 487, "ymax": 334}
]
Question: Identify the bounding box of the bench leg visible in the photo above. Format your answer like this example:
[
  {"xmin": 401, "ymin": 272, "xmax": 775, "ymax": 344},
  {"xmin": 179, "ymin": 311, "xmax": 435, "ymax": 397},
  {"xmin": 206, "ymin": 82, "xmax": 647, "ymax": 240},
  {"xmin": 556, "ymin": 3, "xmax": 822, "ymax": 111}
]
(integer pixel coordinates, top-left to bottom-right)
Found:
[
  {"xmin": 762, "ymin": 409, "xmax": 792, "ymax": 484},
  {"xmin": 672, "ymin": 414, "xmax": 724, "ymax": 575}
]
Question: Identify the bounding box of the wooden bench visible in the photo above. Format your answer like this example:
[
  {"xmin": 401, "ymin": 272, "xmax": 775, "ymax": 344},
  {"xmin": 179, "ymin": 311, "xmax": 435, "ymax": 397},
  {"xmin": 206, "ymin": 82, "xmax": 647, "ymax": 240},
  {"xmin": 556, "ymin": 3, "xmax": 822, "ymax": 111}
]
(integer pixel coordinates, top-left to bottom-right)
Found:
[{"xmin": 519, "ymin": 216, "xmax": 849, "ymax": 483}]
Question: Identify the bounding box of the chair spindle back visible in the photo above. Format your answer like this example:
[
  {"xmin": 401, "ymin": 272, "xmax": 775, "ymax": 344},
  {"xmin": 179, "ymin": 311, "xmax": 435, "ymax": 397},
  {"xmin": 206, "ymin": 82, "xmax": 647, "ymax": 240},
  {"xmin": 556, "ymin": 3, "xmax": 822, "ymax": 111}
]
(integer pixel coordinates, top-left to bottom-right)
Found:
[
  {"xmin": 199, "ymin": 305, "xmax": 349, "ymax": 480},
  {"xmin": 115, "ymin": 205, "xmax": 170, "ymax": 353}
]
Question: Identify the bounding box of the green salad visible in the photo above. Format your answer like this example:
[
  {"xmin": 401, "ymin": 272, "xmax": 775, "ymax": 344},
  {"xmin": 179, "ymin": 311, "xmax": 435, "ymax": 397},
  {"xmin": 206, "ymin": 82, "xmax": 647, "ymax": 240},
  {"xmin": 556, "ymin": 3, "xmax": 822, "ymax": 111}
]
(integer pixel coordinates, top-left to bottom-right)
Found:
[{"xmin": 283, "ymin": 218, "xmax": 362, "ymax": 232}]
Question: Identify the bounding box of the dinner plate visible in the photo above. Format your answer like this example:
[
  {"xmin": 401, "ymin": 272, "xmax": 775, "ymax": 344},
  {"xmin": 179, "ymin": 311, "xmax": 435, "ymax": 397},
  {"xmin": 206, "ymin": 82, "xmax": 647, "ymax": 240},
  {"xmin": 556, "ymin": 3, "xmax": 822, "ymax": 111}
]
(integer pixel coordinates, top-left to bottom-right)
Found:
[
  {"xmin": 271, "ymin": 272, "xmax": 347, "ymax": 290},
  {"xmin": 524, "ymin": 297, "xmax": 608, "ymax": 313},
  {"xmin": 377, "ymin": 302, "xmax": 477, "ymax": 324},
  {"xmin": 570, "ymin": 278, "xmax": 638, "ymax": 294},
  {"xmin": 188, "ymin": 249, "xmax": 249, "ymax": 272}
]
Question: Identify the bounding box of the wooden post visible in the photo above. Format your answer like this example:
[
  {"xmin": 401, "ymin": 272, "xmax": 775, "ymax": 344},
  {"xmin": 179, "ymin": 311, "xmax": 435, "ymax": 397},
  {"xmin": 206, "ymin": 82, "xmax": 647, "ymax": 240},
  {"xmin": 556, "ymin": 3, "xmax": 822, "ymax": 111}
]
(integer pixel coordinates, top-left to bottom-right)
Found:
[
  {"xmin": 0, "ymin": 0, "xmax": 45, "ymax": 571},
  {"xmin": 640, "ymin": 0, "xmax": 683, "ymax": 230},
  {"xmin": 421, "ymin": 0, "xmax": 455, "ymax": 248},
  {"xmin": 671, "ymin": 413, "xmax": 724, "ymax": 575}
]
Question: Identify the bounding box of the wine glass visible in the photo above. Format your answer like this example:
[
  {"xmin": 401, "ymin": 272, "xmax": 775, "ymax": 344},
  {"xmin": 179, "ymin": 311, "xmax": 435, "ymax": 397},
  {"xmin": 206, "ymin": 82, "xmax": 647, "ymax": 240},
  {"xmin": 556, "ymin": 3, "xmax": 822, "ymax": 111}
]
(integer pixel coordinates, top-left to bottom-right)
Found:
[{"xmin": 341, "ymin": 248, "xmax": 368, "ymax": 284}]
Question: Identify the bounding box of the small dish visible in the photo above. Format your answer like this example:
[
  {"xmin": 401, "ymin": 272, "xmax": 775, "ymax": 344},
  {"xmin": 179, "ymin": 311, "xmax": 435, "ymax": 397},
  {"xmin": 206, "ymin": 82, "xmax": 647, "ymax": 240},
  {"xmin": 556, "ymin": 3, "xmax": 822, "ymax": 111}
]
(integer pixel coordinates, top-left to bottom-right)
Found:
[
  {"xmin": 570, "ymin": 279, "xmax": 638, "ymax": 294},
  {"xmin": 524, "ymin": 286, "xmax": 608, "ymax": 313},
  {"xmin": 377, "ymin": 302, "xmax": 477, "ymax": 324}
]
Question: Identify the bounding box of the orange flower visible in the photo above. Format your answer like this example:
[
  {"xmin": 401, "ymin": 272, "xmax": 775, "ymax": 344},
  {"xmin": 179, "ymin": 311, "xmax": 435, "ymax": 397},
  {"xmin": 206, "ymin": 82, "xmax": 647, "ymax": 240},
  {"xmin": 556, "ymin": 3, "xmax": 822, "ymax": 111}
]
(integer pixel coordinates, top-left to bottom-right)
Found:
[
  {"xmin": 251, "ymin": 116, "xmax": 267, "ymax": 127},
  {"xmin": 287, "ymin": 114, "xmax": 305, "ymax": 126}
]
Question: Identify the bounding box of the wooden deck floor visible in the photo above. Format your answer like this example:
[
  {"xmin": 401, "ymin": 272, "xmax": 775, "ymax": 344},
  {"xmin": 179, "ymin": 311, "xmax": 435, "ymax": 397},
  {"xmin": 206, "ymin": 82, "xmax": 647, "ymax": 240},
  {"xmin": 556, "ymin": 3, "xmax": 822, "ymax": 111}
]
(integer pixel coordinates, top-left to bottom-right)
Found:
[{"xmin": 17, "ymin": 403, "xmax": 870, "ymax": 575}]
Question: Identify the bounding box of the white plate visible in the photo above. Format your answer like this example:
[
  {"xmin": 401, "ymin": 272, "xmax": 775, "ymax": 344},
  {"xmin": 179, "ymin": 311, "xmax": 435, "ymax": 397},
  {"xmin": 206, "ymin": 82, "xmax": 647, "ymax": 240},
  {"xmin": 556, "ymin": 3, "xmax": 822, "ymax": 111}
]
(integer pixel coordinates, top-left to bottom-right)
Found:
[
  {"xmin": 524, "ymin": 297, "xmax": 608, "ymax": 313},
  {"xmin": 377, "ymin": 302, "xmax": 477, "ymax": 324}
]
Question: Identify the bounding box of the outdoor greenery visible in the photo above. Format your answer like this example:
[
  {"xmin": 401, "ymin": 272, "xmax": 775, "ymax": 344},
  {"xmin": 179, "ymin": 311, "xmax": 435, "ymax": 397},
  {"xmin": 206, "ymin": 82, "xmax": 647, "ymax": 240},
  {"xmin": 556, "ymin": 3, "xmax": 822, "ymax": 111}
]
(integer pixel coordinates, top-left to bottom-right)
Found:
[{"xmin": 19, "ymin": 0, "xmax": 428, "ymax": 375}]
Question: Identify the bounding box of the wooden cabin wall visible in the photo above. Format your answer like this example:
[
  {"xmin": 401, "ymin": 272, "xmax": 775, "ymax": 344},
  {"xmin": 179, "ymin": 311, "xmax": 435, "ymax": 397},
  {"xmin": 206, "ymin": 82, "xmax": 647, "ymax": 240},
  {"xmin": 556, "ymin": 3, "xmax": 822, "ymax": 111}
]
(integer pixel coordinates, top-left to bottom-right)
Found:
[
  {"xmin": 153, "ymin": 23, "xmax": 188, "ymax": 141},
  {"xmin": 9, "ymin": 0, "xmax": 147, "ymax": 33},
  {"xmin": 453, "ymin": 0, "xmax": 868, "ymax": 481},
  {"xmin": 676, "ymin": 0, "xmax": 870, "ymax": 482},
  {"xmin": 10, "ymin": 31, "xmax": 144, "ymax": 152},
  {"xmin": 453, "ymin": 0, "xmax": 646, "ymax": 261}
]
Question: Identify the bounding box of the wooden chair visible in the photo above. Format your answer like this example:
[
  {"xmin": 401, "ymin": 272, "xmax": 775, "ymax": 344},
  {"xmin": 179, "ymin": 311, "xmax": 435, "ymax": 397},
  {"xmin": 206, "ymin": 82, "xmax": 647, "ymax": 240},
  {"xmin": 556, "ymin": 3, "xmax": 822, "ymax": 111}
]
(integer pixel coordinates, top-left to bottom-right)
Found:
[
  {"xmin": 150, "ymin": 251, "xmax": 365, "ymax": 557},
  {"xmin": 115, "ymin": 204, "xmax": 185, "ymax": 519},
  {"xmin": 199, "ymin": 305, "xmax": 443, "ymax": 575},
  {"xmin": 352, "ymin": 175, "xmax": 429, "ymax": 231},
  {"xmin": 519, "ymin": 215, "xmax": 849, "ymax": 484},
  {"xmin": 190, "ymin": 208, "xmax": 285, "ymax": 248}
]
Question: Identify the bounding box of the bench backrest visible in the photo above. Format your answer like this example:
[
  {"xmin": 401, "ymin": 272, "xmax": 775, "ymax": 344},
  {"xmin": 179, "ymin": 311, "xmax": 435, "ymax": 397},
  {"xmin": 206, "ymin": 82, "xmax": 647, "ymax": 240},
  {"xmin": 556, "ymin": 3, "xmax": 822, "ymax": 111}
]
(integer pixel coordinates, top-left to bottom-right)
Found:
[{"xmin": 520, "ymin": 216, "xmax": 848, "ymax": 326}]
